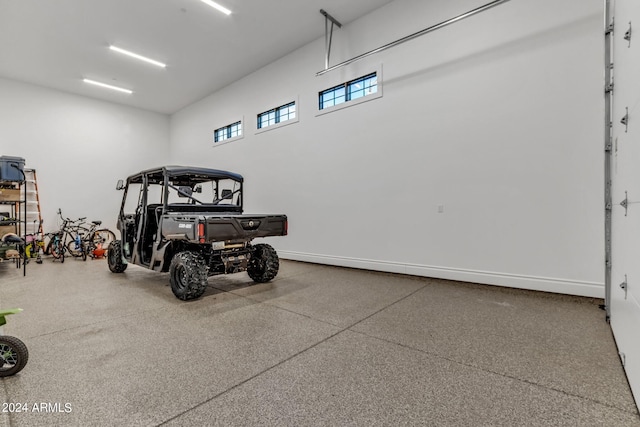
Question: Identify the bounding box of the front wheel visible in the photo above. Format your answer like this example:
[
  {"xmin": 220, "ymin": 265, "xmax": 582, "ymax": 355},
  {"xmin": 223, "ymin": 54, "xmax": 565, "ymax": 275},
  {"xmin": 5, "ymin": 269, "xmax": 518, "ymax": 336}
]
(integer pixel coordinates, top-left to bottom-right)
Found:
[
  {"xmin": 107, "ymin": 241, "xmax": 127, "ymax": 273},
  {"xmin": 51, "ymin": 239, "xmax": 65, "ymax": 263},
  {"xmin": 247, "ymin": 243, "xmax": 279, "ymax": 283},
  {"xmin": 0, "ymin": 335, "xmax": 28, "ymax": 377},
  {"xmin": 169, "ymin": 252, "xmax": 208, "ymax": 301},
  {"xmin": 66, "ymin": 240, "xmax": 85, "ymax": 258},
  {"xmin": 50, "ymin": 238, "xmax": 62, "ymax": 259}
]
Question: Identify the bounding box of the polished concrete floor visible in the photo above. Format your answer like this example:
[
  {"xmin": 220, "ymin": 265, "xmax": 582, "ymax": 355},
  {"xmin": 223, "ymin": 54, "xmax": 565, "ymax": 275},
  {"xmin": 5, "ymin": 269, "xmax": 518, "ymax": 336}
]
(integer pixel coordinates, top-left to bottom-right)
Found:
[{"xmin": 0, "ymin": 256, "xmax": 638, "ymax": 426}]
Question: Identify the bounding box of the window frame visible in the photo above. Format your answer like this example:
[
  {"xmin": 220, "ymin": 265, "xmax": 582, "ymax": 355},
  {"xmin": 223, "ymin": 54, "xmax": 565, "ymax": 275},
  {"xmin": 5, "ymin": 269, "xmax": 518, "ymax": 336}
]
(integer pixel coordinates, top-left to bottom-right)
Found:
[
  {"xmin": 316, "ymin": 65, "xmax": 383, "ymax": 116},
  {"xmin": 255, "ymin": 98, "xmax": 299, "ymax": 134},
  {"xmin": 213, "ymin": 118, "xmax": 244, "ymax": 147}
]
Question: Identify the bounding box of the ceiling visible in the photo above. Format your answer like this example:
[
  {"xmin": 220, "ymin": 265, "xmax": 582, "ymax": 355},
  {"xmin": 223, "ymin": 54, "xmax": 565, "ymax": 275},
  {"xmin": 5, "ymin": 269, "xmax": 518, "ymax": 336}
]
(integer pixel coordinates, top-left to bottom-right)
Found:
[{"xmin": 0, "ymin": 0, "xmax": 394, "ymax": 115}]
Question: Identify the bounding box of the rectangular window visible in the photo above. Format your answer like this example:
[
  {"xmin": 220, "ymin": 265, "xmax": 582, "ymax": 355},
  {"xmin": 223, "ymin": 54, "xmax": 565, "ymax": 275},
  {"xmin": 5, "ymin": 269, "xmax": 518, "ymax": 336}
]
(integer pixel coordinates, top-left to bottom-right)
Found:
[
  {"xmin": 214, "ymin": 121, "xmax": 242, "ymax": 143},
  {"xmin": 257, "ymin": 102, "xmax": 296, "ymax": 129},
  {"xmin": 319, "ymin": 72, "xmax": 378, "ymax": 110}
]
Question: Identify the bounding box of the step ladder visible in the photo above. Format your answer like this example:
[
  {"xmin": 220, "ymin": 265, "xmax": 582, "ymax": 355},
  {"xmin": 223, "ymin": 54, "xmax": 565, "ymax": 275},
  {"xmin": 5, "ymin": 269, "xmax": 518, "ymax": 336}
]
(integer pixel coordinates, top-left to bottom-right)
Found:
[{"xmin": 19, "ymin": 169, "xmax": 42, "ymax": 237}]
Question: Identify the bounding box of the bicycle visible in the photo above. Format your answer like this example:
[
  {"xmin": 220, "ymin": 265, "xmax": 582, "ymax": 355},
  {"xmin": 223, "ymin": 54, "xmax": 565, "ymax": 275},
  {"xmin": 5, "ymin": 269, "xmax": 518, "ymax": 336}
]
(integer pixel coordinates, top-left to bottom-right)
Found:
[
  {"xmin": 67, "ymin": 220, "xmax": 115, "ymax": 260},
  {"xmin": 23, "ymin": 220, "xmax": 44, "ymax": 265},
  {"xmin": 48, "ymin": 210, "xmax": 87, "ymax": 261},
  {"xmin": 48, "ymin": 209, "xmax": 115, "ymax": 261},
  {"xmin": 47, "ymin": 231, "xmax": 65, "ymax": 263},
  {"xmin": 45, "ymin": 212, "xmax": 78, "ymax": 262}
]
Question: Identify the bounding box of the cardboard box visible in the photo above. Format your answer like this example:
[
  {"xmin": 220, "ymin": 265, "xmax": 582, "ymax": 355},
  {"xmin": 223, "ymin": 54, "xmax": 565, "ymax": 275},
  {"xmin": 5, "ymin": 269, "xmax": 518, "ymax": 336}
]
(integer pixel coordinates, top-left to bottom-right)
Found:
[
  {"xmin": 0, "ymin": 188, "xmax": 20, "ymax": 202},
  {"xmin": 0, "ymin": 225, "xmax": 16, "ymax": 237}
]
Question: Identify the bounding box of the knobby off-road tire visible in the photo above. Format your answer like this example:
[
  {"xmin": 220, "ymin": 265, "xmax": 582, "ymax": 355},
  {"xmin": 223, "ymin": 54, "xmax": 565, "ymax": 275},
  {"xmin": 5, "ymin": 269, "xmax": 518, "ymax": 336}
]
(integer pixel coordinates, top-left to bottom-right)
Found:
[
  {"xmin": 247, "ymin": 243, "xmax": 279, "ymax": 283},
  {"xmin": 0, "ymin": 335, "xmax": 29, "ymax": 377},
  {"xmin": 169, "ymin": 252, "xmax": 208, "ymax": 301},
  {"xmin": 107, "ymin": 241, "xmax": 127, "ymax": 273}
]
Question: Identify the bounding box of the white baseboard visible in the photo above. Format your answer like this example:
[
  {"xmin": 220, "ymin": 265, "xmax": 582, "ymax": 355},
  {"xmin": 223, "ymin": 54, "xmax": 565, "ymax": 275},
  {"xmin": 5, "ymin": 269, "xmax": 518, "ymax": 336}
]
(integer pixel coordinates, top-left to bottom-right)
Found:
[{"xmin": 277, "ymin": 251, "xmax": 604, "ymax": 298}]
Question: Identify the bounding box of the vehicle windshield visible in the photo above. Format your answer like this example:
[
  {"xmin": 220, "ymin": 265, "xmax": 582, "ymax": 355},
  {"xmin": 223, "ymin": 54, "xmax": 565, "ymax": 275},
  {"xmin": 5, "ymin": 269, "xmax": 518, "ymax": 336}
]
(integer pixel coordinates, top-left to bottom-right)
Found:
[{"xmin": 165, "ymin": 176, "xmax": 242, "ymax": 207}]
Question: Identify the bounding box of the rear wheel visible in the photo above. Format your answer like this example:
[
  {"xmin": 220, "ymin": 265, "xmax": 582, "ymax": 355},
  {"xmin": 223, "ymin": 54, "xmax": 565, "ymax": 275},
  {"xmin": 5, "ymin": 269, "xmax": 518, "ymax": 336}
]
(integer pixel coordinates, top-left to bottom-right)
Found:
[
  {"xmin": 0, "ymin": 335, "xmax": 28, "ymax": 377},
  {"xmin": 169, "ymin": 252, "xmax": 208, "ymax": 300},
  {"xmin": 66, "ymin": 240, "xmax": 84, "ymax": 258},
  {"xmin": 94, "ymin": 229, "xmax": 116, "ymax": 249},
  {"xmin": 107, "ymin": 241, "xmax": 127, "ymax": 273},
  {"xmin": 247, "ymin": 243, "xmax": 279, "ymax": 283}
]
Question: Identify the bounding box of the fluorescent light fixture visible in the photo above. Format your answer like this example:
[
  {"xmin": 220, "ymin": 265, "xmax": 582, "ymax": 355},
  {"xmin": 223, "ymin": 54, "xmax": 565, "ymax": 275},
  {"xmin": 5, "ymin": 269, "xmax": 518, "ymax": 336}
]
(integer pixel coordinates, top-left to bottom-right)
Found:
[
  {"xmin": 83, "ymin": 79, "xmax": 133, "ymax": 94},
  {"xmin": 109, "ymin": 45, "xmax": 167, "ymax": 68},
  {"xmin": 200, "ymin": 0, "xmax": 232, "ymax": 15}
]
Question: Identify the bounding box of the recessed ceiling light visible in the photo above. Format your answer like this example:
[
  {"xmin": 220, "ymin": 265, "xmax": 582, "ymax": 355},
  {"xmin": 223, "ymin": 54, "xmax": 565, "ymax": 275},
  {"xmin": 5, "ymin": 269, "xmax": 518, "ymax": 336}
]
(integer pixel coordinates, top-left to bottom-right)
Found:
[
  {"xmin": 83, "ymin": 78, "xmax": 133, "ymax": 94},
  {"xmin": 109, "ymin": 45, "xmax": 167, "ymax": 68},
  {"xmin": 200, "ymin": 0, "xmax": 232, "ymax": 15}
]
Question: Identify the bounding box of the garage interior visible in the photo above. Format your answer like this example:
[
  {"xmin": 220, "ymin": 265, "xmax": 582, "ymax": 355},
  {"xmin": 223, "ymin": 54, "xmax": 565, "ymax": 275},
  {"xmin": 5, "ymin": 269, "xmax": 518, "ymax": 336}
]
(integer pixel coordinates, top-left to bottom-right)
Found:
[{"xmin": 1, "ymin": 0, "xmax": 639, "ymax": 425}]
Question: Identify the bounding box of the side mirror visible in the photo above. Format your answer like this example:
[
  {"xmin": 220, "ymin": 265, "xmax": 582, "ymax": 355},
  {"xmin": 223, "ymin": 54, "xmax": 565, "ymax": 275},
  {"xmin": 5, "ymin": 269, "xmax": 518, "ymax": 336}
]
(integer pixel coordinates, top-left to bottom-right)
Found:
[
  {"xmin": 221, "ymin": 189, "xmax": 233, "ymax": 200},
  {"xmin": 116, "ymin": 180, "xmax": 125, "ymax": 190},
  {"xmin": 194, "ymin": 185, "xmax": 202, "ymax": 194}
]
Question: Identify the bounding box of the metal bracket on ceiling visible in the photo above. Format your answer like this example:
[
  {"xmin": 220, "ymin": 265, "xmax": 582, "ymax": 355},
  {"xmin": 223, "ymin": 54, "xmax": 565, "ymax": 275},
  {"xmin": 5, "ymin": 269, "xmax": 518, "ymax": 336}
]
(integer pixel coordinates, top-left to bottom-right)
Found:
[
  {"xmin": 320, "ymin": 9, "xmax": 342, "ymax": 72},
  {"xmin": 621, "ymin": 107, "xmax": 629, "ymax": 133},
  {"xmin": 605, "ymin": 18, "xmax": 614, "ymax": 36},
  {"xmin": 619, "ymin": 274, "xmax": 628, "ymax": 299},
  {"xmin": 605, "ymin": 81, "xmax": 615, "ymax": 94},
  {"xmin": 624, "ymin": 22, "xmax": 632, "ymax": 47},
  {"xmin": 620, "ymin": 191, "xmax": 628, "ymax": 216}
]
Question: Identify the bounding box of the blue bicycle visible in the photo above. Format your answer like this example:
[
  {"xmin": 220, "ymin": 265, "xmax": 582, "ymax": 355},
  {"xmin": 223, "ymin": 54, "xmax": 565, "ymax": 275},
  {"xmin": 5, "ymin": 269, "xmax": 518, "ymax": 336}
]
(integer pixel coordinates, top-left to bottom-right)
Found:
[{"xmin": 47, "ymin": 231, "xmax": 65, "ymax": 263}]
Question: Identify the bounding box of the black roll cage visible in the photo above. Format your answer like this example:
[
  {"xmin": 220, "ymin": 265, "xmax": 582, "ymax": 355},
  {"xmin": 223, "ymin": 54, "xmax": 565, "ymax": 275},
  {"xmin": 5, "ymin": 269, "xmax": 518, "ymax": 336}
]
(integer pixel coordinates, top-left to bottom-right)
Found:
[{"xmin": 119, "ymin": 166, "xmax": 245, "ymax": 217}]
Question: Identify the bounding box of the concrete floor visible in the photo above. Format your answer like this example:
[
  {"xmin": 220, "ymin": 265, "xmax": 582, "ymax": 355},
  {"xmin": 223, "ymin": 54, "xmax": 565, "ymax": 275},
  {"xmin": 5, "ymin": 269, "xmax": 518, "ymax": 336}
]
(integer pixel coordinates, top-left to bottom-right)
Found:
[{"xmin": 0, "ymin": 257, "xmax": 638, "ymax": 426}]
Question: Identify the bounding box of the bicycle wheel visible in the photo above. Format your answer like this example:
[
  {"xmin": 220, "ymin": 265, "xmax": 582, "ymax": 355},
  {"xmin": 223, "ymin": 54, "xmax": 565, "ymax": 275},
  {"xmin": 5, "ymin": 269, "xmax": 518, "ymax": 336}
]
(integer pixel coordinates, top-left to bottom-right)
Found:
[
  {"xmin": 50, "ymin": 239, "xmax": 61, "ymax": 259},
  {"xmin": 66, "ymin": 240, "xmax": 83, "ymax": 258},
  {"xmin": 94, "ymin": 229, "xmax": 116, "ymax": 249},
  {"xmin": 52, "ymin": 239, "xmax": 65, "ymax": 263}
]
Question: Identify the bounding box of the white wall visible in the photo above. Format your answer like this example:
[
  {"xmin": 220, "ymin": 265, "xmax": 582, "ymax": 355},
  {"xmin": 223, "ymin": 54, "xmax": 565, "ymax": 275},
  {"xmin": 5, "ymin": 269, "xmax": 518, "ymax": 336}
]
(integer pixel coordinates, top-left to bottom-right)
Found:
[
  {"xmin": 169, "ymin": 0, "xmax": 604, "ymax": 297},
  {"xmin": 0, "ymin": 77, "xmax": 169, "ymax": 232},
  {"xmin": 609, "ymin": 0, "xmax": 640, "ymax": 408}
]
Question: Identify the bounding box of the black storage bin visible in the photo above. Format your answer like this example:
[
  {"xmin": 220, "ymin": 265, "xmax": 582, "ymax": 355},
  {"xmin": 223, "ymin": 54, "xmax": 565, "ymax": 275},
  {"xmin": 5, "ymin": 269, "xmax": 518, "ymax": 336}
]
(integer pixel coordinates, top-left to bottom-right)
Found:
[{"xmin": 0, "ymin": 156, "xmax": 25, "ymax": 182}]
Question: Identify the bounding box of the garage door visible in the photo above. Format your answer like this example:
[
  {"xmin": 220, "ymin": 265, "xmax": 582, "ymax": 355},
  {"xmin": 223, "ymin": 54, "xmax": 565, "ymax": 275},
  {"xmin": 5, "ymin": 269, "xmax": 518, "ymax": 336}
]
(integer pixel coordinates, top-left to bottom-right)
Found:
[{"xmin": 608, "ymin": 0, "xmax": 640, "ymax": 408}]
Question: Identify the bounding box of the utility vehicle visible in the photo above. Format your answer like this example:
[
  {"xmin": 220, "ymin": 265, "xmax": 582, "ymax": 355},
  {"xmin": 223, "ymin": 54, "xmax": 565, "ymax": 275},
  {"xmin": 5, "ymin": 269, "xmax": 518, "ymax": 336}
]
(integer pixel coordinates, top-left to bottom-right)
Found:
[{"xmin": 108, "ymin": 166, "xmax": 287, "ymax": 300}]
